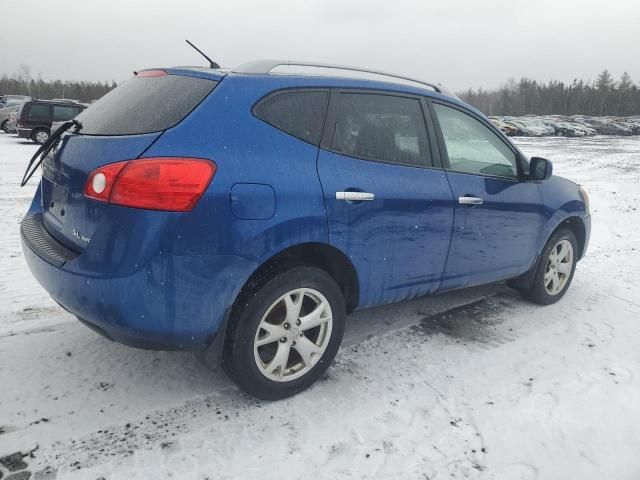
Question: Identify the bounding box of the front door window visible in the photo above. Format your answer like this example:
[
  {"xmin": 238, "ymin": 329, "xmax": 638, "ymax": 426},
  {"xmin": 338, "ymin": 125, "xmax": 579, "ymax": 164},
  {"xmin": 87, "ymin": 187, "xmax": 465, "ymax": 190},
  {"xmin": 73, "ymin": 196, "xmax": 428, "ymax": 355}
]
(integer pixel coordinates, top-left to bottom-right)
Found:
[{"xmin": 434, "ymin": 103, "xmax": 518, "ymax": 178}]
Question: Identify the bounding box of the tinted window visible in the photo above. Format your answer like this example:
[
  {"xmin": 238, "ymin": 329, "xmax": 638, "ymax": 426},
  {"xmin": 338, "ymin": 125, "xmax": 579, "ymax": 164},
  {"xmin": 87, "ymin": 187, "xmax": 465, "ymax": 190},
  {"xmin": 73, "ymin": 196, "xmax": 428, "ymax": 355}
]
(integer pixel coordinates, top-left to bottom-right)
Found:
[
  {"xmin": 330, "ymin": 93, "xmax": 429, "ymax": 167},
  {"xmin": 254, "ymin": 91, "xmax": 328, "ymax": 145},
  {"xmin": 52, "ymin": 105, "xmax": 81, "ymax": 121},
  {"xmin": 434, "ymin": 103, "xmax": 518, "ymax": 178},
  {"xmin": 75, "ymin": 74, "xmax": 217, "ymax": 135},
  {"xmin": 27, "ymin": 104, "xmax": 51, "ymax": 119}
]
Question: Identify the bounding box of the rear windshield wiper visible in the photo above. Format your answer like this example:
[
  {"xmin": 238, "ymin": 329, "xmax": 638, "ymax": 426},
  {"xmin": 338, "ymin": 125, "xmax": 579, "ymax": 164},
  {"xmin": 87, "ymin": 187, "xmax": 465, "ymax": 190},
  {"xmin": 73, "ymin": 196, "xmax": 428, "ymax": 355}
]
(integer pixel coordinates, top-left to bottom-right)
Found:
[{"xmin": 20, "ymin": 119, "xmax": 82, "ymax": 187}]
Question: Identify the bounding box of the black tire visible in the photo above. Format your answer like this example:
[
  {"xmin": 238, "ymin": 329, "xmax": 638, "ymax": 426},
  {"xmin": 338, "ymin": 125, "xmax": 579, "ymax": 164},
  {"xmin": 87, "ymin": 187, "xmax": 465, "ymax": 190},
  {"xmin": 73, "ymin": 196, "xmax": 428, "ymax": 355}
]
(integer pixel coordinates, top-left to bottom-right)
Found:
[
  {"xmin": 31, "ymin": 128, "xmax": 50, "ymax": 144},
  {"xmin": 1, "ymin": 120, "xmax": 8, "ymax": 133},
  {"xmin": 223, "ymin": 266, "xmax": 346, "ymax": 400},
  {"xmin": 518, "ymin": 228, "xmax": 578, "ymax": 305}
]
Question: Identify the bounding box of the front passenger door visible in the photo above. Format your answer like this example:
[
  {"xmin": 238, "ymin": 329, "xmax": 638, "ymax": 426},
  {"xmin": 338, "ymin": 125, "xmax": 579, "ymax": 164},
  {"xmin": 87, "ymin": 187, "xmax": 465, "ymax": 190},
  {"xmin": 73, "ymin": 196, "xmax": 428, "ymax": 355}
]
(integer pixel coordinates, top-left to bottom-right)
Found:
[{"xmin": 431, "ymin": 102, "xmax": 544, "ymax": 290}]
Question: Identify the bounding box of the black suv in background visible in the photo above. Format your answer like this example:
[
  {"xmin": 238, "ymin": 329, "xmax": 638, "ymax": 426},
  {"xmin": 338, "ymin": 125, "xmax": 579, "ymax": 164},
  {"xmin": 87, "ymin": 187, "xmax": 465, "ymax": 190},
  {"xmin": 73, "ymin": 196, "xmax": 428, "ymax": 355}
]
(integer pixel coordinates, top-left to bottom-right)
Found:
[{"xmin": 17, "ymin": 100, "xmax": 85, "ymax": 144}]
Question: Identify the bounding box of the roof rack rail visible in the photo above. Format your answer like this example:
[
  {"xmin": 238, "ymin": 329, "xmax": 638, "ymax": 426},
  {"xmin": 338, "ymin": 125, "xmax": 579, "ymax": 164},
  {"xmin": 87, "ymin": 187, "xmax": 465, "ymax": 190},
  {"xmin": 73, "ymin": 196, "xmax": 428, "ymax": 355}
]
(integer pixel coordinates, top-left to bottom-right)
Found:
[{"xmin": 233, "ymin": 59, "xmax": 450, "ymax": 95}]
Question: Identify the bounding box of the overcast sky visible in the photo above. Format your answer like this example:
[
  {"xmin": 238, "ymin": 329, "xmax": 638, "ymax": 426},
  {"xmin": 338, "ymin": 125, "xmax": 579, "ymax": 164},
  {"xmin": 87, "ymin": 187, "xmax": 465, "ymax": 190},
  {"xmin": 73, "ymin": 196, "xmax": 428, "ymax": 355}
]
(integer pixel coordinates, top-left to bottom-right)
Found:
[{"xmin": 2, "ymin": 0, "xmax": 639, "ymax": 91}]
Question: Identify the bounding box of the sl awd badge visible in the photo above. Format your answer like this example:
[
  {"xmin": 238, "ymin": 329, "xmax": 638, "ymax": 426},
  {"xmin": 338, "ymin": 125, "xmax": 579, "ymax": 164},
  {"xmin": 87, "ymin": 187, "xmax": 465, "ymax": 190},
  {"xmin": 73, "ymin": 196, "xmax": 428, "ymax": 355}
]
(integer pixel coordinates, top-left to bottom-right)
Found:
[{"xmin": 72, "ymin": 228, "xmax": 91, "ymax": 243}]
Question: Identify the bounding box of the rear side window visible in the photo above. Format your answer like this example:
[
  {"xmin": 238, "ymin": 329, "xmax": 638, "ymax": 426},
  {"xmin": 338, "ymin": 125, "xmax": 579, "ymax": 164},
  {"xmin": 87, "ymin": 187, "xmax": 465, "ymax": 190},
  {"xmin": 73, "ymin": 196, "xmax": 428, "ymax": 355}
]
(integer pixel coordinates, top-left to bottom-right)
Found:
[
  {"xmin": 254, "ymin": 90, "xmax": 328, "ymax": 145},
  {"xmin": 75, "ymin": 74, "xmax": 217, "ymax": 135},
  {"xmin": 329, "ymin": 93, "xmax": 429, "ymax": 167},
  {"xmin": 52, "ymin": 105, "xmax": 82, "ymax": 121},
  {"xmin": 27, "ymin": 104, "xmax": 51, "ymax": 119}
]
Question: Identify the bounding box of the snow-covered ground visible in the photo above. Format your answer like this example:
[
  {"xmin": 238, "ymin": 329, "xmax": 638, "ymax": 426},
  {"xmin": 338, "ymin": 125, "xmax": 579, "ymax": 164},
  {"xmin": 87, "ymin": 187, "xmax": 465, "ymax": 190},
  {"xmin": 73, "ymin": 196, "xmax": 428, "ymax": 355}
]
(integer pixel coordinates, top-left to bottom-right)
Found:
[{"xmin": 0, "ymin": 132, "xmax": 639, "ymax": 480}]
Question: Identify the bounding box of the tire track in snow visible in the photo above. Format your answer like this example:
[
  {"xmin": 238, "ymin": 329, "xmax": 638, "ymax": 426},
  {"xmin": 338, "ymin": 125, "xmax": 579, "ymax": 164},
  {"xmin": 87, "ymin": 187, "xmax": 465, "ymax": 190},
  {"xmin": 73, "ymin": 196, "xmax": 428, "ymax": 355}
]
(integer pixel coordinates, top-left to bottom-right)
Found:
[{"xmin": 30, "ymin": 292, "xmax": 529, "ymax": 475}]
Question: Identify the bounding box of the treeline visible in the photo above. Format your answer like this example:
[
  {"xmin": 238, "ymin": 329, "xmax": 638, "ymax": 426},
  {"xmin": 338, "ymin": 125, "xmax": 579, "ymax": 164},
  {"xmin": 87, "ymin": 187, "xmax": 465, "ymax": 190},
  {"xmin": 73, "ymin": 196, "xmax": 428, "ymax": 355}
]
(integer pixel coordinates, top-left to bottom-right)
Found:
[
  {"xmin": 1, "ymin": 66, "xmax": 116, "ymax": 103},
  {"xmin": 459, "ymin": 70, "xmax": 640, "ymax": 117}
]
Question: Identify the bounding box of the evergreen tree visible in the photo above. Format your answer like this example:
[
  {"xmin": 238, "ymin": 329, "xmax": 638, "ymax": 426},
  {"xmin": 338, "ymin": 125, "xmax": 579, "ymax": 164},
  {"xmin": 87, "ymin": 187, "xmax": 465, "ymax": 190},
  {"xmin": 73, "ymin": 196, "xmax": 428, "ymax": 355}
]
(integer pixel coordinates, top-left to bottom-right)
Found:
[
  {"xmin": 0, "ymin": 67, "xmax": 116, "ymax": 103},
  {"xmin": 459, "ymin": 70, "xmax": 640, "ymax": 116}
]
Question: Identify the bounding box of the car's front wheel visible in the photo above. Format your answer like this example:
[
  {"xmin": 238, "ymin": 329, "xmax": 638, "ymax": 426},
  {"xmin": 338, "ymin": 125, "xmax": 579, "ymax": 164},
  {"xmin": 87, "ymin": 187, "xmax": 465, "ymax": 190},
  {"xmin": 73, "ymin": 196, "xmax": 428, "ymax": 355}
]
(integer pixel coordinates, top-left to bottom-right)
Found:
[
  {"xmin": 223, "ymin": 266, "xmax": 346, "ymax": 400},
  {"xmin": 518, "ymin": 228, "xmax": 578, "ymax": 305}
]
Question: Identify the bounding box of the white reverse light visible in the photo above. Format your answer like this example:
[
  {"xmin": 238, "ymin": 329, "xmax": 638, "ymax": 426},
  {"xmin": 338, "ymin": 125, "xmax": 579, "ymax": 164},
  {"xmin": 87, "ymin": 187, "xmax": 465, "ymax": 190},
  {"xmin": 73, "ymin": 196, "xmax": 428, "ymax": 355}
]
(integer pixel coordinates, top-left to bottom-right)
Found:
[{"xmin": 92, "ymin": 172, "xmax": 107, "ymax": 194}]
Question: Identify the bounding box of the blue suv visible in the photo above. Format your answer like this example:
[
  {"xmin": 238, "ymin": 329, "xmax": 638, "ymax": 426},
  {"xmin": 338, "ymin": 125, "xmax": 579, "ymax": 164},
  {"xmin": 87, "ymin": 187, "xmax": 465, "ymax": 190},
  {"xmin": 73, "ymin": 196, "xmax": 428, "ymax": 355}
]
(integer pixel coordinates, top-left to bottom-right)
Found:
[{"xmin": 21, "ymin": 61, "xmax": 590, "ymax": 399}]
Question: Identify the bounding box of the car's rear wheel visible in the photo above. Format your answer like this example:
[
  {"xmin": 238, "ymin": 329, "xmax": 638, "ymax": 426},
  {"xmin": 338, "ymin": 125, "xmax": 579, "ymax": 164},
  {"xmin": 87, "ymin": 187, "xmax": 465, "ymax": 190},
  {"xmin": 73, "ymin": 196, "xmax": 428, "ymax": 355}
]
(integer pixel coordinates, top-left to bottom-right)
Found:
[
  {"xmin": 1, "ymin": 120, "xmax": 8, "ymax": 133},
  {"xmin": 223, "ymin": 266, "xmax": 346, "ymax": 400},
  {"xmin": 32, "ymin": 128, "xmax": 50, "ymax": 144},
  {"xmin": 518, "ymin": 228, "xmax": 578, "ymax": 305}
]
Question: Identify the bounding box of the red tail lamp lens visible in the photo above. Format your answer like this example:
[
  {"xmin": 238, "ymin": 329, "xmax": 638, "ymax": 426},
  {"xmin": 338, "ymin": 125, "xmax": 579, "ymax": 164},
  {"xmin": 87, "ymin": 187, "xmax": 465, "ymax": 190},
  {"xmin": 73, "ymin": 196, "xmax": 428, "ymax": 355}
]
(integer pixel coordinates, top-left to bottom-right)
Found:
[{"xmin": 84, "ymin": 158, "xmax": 216, "ymax": 212}]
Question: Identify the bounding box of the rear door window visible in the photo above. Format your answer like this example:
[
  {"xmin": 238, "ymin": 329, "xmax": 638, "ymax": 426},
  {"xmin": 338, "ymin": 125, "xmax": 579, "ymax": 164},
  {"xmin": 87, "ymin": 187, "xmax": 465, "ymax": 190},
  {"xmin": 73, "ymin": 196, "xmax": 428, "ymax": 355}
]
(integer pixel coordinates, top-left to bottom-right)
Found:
[
  {"xmin": 75, "ymin": 74, "xmax": 217, "ymax": 135},
  {"xmin": 52, "ymin": 105, "xmax": 82, "ymax": 121},
  {"xmin": 27, "ymin": 104, "xmax": 51, "ymax": 120},
  {"xmin": 327, "ymin": 92, "xmax": 430, "ymax": 167},
  {"xmin": 253, "ymin": 90, "xmax": 328, "ymax": 145}
]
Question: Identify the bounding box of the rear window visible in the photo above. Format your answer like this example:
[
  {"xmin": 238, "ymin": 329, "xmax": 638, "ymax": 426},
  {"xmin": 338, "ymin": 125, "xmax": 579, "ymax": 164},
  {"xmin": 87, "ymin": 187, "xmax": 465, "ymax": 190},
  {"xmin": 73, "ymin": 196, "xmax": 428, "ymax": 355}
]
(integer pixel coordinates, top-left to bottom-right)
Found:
[
  {"xmin": 75, "ymin": 74, "xmax": 217, "ymax": 135},
  {"xmin": 253, "ymin": 90, "xmax": 328, "ymax": 145}
]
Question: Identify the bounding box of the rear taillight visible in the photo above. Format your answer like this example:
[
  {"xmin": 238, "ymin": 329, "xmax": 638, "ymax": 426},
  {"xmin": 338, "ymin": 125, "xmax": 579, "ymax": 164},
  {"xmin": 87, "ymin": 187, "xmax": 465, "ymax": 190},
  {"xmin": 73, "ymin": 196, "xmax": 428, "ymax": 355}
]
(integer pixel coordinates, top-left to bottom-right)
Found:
[
  {"xmin": 83, "ymin": 158, "xmax": 216, "ymax": 212},
  {"xmin": 84, "ymin": 161, "xmax": 128, "ymax": 202}
]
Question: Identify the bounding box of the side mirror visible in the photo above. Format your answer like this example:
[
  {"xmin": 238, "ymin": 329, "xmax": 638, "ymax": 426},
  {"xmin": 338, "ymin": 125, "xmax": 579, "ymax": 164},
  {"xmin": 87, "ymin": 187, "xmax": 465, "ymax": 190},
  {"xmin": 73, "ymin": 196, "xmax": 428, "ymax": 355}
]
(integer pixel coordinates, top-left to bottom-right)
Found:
[{"xmin": 530, "ymin": 157, "xmax": 553, "ymax": 180}]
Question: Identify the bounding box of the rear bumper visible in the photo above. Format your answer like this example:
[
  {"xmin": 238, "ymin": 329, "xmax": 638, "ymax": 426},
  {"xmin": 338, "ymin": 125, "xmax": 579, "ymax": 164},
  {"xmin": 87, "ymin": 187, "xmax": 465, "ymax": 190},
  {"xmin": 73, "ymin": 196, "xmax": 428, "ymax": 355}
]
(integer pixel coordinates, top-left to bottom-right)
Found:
[
  {"xmin": 17, "ymin": 127, "xmax": 32, "ymax": 139},
  {"xmin": 21, "ymin": 212, "xmax": 253, "ymax": 351}
]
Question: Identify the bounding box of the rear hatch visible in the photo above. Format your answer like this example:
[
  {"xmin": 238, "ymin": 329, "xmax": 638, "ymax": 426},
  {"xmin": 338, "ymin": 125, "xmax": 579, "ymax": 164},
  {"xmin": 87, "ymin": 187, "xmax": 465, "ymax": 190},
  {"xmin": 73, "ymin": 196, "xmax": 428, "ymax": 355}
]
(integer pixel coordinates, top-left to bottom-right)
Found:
[{"xmin": 40, "ymin": 71, "xmax": 220, "ymax": 252}]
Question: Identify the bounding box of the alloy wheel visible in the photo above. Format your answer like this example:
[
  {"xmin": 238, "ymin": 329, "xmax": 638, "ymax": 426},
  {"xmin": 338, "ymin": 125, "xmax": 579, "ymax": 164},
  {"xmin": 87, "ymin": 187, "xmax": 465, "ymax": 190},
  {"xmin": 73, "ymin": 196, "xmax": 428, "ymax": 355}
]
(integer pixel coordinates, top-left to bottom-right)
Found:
[
  {"xmin": 544, "ymin": 239, "xmax": 574, "ymax": 295},
  {"xmin": 253, "ymin": 288, "xmax": 333, "ymax": 382}
]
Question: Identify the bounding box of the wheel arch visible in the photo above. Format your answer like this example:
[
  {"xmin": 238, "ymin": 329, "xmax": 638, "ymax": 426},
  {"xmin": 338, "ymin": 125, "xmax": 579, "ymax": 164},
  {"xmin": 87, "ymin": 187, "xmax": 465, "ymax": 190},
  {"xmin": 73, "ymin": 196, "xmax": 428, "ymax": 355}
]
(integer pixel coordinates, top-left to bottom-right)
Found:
[
  {"xmin": 233, "ymin": 242, "xmax": 359, "ymax": 315},
  {"xmin": 510, "ymin": 214, "xmax": 587, "ymax": 291},
  {"xmin": 211, "ymin": 242, "xmax": 359, "ymax": 364},
  {"xmin": 558, "ymin": 216, "xmax": 587, "ymax": 259}
]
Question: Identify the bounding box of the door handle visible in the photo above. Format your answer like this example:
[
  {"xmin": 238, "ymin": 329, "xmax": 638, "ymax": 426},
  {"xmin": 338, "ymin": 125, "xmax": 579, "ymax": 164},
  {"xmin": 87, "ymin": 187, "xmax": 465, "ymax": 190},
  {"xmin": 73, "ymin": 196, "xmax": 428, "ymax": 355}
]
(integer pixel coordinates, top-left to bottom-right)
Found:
[
  {"xmin": 336, "ymin": 191, "xmax": 375, "ymax": 201},
  {"xmin": 458, "ymin": 196, "xmax": 483, "ymax": 206}
]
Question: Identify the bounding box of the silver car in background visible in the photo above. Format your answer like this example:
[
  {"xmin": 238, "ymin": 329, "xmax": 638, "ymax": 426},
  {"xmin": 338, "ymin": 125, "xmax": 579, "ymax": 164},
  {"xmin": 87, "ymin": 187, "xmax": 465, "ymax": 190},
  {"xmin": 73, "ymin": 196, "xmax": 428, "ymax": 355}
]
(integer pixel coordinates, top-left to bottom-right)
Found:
[
  {"xmin": 0, "ymin": 94, "xmax": 31, "ymax": 108},
  {"xmin": 0, "ymin": 103, "xmax": 21, "ymax": 133}
]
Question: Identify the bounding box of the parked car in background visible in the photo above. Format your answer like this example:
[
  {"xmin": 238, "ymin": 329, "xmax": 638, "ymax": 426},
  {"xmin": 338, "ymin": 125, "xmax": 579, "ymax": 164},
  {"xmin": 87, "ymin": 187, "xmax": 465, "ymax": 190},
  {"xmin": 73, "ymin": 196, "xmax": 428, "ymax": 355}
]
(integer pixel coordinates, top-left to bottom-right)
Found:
[
  {"xmin": 21, "ymin": 61, "xmax": 591, "ymax": 399},
  {"xmin": 16, "ymin": 99, "xmax": 85, "ymax": 144},
  {"xmin": 5, "ymin": 110, "xmax": 19, "ymax": 134},
  {"xmin": 501, "ymin": 117, "xmax": 542, "ymax": 136},
  {"xmin": 0, "ymin": 103, "xmax": 21, "ymax": 132},
  {"xmin": 579, "ymin": 116, "xmax": 633, "ymax": 135},
  {"xmin": 0, "ymin": 94, "xmax": 31, "ymax": 107},
  {"xmin": 489, "ymin": 117, "xmax": 517, "ymax": 136},
  {"xmin": 493, "ymin": 115, "xmax": 638, "ymax": 137}
]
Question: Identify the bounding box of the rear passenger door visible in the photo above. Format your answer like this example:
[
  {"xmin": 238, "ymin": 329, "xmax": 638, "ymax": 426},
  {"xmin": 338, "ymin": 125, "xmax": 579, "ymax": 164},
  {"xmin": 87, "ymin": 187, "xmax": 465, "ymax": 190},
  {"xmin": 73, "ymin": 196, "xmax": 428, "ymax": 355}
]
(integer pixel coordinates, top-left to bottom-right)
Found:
[{"xmin": 317, "ymin": 90, "xmax": 455, "ymax": 308}]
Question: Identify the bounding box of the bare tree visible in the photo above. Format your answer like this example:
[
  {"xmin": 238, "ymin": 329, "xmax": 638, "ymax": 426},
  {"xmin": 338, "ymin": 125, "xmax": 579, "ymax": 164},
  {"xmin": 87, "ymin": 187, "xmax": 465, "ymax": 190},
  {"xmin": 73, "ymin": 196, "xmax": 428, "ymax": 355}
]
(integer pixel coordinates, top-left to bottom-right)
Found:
[{"xmin": 18, "ymin": 64, "xmax": 32, "ymax": 95}]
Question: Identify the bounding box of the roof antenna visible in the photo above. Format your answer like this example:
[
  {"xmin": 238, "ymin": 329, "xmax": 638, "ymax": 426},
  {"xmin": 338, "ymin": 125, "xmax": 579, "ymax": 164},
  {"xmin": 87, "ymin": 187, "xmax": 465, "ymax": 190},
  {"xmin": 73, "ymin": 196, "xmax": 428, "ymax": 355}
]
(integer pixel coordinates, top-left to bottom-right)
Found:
[{"xmin": 185, "ymin": 39, "xmax": 220, "ymax": 69}]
